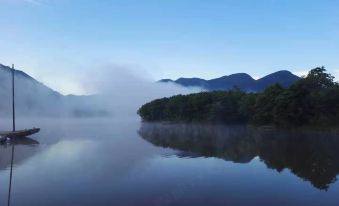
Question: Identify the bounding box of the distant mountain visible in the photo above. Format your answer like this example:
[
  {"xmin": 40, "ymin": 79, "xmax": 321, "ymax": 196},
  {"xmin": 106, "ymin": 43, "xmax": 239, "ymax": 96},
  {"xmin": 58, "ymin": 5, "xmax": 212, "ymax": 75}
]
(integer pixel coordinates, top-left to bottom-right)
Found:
[
  {"xmin": 255, "ymin": 70, "xmax": 300, "ymax": 91},
  {"xmin": 0, "ymin": 64, "xmax": 107, "ymax": 117},
  {"xmin": 159, "ymin": 70, "xmax": 300, "ymax": 92}
]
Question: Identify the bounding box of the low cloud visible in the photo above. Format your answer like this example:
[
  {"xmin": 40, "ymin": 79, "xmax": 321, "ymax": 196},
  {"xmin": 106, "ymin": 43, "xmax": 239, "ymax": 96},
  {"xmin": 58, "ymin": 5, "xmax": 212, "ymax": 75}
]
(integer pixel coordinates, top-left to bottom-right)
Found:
[
  {"xmin": 79, "ymin": 64, "xmax": 202, "ymax": 117},
  {"xmin": 0, "ymin": 63, "xmax": 200, "ymax": 118}
]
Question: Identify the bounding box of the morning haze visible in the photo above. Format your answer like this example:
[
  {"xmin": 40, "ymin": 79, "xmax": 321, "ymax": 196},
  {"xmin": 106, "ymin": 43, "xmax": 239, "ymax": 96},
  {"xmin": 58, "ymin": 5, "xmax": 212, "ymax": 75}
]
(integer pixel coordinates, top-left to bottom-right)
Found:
[{"xmin": 0, "ymin": 1, "xmax": 339, "ymax": 206}]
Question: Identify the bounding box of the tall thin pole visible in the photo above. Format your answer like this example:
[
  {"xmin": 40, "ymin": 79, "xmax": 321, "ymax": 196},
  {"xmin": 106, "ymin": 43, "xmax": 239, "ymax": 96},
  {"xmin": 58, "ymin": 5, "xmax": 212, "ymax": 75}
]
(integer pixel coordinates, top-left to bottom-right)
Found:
[
  {"xmin": 12, "ymin": 64, "xmax": 15, "ymax": 132},
  {"xmin": 8, "ymin": 64, "xmax": 16, "ymax": 206}
]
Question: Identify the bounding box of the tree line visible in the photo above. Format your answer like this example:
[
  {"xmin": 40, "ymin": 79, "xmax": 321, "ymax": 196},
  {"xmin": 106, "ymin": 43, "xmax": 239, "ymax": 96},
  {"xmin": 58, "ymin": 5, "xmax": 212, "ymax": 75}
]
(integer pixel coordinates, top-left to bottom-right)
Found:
[{"xmin": 138, "ymin": 67, "xmax": 339, "ymax": 126}]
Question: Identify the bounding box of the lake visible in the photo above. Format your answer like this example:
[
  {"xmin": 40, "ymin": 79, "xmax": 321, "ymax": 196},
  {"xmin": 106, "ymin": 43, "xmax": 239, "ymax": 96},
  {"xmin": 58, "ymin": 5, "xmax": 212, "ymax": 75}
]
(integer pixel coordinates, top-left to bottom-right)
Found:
[{"xmin": 1, "ymin": 117, "xmax": 339, "ymax": 206}]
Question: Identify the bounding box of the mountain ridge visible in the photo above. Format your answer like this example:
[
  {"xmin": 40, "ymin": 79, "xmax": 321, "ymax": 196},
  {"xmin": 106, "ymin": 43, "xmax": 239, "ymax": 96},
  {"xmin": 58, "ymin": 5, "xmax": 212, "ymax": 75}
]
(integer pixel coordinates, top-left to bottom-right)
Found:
[{"xmin": 159, "ymin": 70, "xmax": 300, "ymax": 91}]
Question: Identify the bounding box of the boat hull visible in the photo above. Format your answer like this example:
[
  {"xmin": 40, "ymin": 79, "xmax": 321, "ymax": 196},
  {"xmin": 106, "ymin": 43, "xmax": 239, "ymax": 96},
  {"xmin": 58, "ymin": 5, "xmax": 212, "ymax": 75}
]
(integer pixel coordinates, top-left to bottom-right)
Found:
[{"xmin": 0, "ymin": 128, "xmax": 40, "ymax": 138}]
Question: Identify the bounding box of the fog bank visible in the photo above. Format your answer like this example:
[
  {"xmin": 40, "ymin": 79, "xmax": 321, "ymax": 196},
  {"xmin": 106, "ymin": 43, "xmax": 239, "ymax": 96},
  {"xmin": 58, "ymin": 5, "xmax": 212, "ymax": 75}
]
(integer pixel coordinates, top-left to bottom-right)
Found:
[{"xmin": 80, "ymin": 65, "xmax": 202, "ymax": 117}]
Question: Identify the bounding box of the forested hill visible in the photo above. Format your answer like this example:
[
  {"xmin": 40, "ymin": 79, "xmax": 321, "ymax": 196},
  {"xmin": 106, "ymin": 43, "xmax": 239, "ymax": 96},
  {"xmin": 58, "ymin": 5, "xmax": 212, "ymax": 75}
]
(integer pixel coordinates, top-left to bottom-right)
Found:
[
  {"xmin": 139, "ymin": 67, "xmax": 339, "ymax": 126},
  {"xmin": 159, "ymin": 70, "xmax": 300, "ymax": 91}
]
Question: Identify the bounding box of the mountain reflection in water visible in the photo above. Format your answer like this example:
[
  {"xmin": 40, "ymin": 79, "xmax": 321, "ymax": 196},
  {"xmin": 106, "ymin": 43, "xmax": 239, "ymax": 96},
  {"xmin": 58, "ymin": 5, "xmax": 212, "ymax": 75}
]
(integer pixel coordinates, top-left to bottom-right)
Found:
[{"xmin": 139, "ymin": 123, "xmax": 339, "ymax": 190}]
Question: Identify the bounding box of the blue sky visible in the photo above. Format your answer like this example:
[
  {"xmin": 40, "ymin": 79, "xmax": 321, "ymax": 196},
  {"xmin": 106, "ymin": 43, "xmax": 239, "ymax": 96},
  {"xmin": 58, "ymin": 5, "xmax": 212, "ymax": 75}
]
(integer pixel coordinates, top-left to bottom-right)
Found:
[{"xmin": 0, "ymin": 0, "xmax": 338, "ymax": 94}]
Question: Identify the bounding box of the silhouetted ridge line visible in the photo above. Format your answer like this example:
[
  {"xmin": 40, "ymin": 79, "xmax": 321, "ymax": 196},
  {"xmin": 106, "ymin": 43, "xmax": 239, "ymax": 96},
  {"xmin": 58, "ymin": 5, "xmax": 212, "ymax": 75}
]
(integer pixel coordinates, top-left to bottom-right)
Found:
[{"xmin": 158, "ymin": 70, "xmax": 300, "ymax": 91}]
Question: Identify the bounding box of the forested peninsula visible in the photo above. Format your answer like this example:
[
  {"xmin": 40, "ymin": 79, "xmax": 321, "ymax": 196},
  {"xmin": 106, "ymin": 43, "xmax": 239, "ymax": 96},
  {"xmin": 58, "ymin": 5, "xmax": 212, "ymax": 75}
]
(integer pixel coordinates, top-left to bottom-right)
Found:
[{"xmin": 138, "ymin": 67, "xmax": 339, "ymax": 126}]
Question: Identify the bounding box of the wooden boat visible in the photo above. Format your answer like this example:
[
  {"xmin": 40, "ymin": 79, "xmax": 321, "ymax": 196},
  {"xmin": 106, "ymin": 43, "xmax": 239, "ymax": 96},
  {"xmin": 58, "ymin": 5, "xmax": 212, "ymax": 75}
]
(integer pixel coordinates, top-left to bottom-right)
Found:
[{"xmin": 0, "ymin": 128, "xmax": 40, "ymax": 138}]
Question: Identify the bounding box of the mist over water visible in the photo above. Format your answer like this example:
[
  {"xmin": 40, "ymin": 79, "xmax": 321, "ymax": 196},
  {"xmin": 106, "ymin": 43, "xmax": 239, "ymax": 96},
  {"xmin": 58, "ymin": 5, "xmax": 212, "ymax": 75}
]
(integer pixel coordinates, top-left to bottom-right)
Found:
[
  {"xmin": 0, "ymin": 64, "xmax": 201, "ymax": 118},
  {"xmin": 79, "ymin": 65, "xmax": 202, "ymax": 117}
]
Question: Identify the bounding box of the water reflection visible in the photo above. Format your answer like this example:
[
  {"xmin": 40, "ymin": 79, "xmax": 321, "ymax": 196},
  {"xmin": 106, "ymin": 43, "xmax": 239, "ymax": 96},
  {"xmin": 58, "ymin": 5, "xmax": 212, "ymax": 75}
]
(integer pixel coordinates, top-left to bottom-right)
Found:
[
  {"xmin": 139, "ymin": 123, "xmax": 339, "ymax": 190},
  {"xmin": 1, "ymin": 118, "xmax": 338, "ymax": 206},
  {"xmin": 0, "ymin": 137, "xmax": 40, "ymax": 206},
  {"xmin": 0, "ymin": 137, "xmax": 40, "ymax": 170}
]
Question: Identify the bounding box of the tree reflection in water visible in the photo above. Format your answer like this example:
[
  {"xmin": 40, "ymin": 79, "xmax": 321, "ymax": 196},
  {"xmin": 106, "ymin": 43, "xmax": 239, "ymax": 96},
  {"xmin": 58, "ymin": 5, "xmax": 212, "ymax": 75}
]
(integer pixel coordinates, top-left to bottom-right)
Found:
[{"xmin": 139, "ymin": 123, "xmax": 339, "ymax": 190}]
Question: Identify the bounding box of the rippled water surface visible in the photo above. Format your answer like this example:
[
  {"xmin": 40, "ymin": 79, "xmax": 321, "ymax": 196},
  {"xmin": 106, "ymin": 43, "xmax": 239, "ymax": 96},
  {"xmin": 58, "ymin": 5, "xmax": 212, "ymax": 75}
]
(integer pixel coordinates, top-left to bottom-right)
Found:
[{"xmin": 1, "ymin": 118, "xmax": 339, "ymax": 206}]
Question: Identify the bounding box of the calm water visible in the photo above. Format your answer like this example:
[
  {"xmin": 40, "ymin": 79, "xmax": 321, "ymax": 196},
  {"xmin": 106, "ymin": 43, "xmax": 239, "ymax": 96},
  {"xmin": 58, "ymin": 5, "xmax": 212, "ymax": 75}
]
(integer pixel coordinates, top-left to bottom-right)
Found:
[{"xmin": 1, "ymin": 118, "xmax": 339, "ymax": 206}]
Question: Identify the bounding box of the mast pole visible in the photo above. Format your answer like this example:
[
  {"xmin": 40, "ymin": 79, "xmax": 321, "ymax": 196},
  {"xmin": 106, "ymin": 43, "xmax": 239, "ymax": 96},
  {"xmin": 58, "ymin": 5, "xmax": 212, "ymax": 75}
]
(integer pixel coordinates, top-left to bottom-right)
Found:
[
  {"xmin": 12, "ymin": 64, "xmax": 15, "ymax": 132},
  {"xmin": 8, "ymin": 64, "xmax": 16, "ymax": 206}
]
